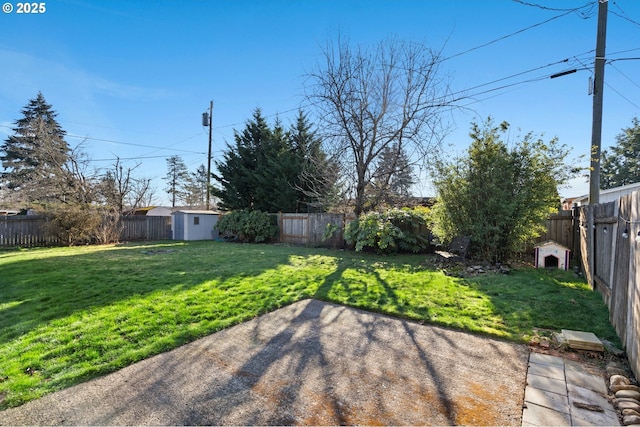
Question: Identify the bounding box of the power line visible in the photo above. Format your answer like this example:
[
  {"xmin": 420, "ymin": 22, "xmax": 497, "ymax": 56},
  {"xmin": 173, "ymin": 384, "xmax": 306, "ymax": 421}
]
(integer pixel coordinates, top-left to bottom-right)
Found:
[
  {"xmin": 610, "ymin": 1, "xmax": 640, "ymax": 28},
  {"xmin": 63, "ymin": 132, "xmax": 206, "ymax": 155},
  {"xmin": 90, "ymin": 153, "xmax": 204, "ymax": 162},
  {"xmin": 137, "ymin": 131, "xmax": 207, "ymax": 158},
  {"xmin": 513, "ymin": 0, "xmax": 597, "ymax": 16},
  {"xmin": 449, "ymin": 51, "xmax": 594, "ymax": 98},
  {"xmin": 441, "ymin": 2, "xmax": 596, "ymax": 64},
  {"xmin": 574, "ymin": 55, "xmax": 640, "ymax": 110},
  {"xmin": 608, "ymin": 47, "xmax": 640, "ymax": 57},
  {"xmin": 609, "ymin": 62, "xmax": 640, "ymax": 91},
  {"xmin": 0, "ymin": 122, "xmax": 209, "ymax": 156},
  {"xmin": 604, "ymin": 80, "xmax": 640, "ymax": 110}
]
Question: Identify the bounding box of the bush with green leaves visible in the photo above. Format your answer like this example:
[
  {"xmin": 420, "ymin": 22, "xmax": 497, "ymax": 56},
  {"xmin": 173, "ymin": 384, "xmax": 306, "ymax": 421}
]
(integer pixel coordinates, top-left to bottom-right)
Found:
[
  {"xmin": 344, "ymin": 208, "xmax": 430, "ymax": 254},
  {"xmin": 215, "ymin": 210, "xmax": 277, "ymax": 243},
  {"xmin": 431, "ymin": 119, "xmax": 572, "ymax": 262}
]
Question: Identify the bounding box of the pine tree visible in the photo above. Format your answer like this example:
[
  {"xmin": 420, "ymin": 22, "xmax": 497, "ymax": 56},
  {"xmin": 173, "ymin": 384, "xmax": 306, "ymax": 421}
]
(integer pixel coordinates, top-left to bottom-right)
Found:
[
  {"xmin": 289, "ymin": 110, "xmax": 338, "ymax": 211},
  {"xmin": 184, "ymin": 164, "xmax": 208, "ymax": 208},
  {"xmin": 213, "ymin": 109, "xmax": 273, "ymax": 211},
  {"xmin": 213, "ymin": 109, "xmax": 335, "ymax": 212},
  {"xmin": 370, "ymin": 144, "xmax": 415, "ymax": 207},
  {"xmin": 0, "ymin": 92, "xmax": 72, "ymax": 206},
  {"xmin": 164, "ymin": 155, "xmax": 190, "ymax": 207}
]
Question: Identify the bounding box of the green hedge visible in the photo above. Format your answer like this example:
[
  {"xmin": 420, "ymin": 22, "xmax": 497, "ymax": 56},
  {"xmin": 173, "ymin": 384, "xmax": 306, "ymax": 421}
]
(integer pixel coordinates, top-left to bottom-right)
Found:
[{"xmin": 215, "ymin": 210, "xmax": 277, "ymax": 243}]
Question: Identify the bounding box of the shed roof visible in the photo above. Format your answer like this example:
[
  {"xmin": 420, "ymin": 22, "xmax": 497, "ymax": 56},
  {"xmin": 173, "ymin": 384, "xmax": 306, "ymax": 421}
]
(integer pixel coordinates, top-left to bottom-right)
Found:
[{"xmin": 173, "ymin": 210, "xmax": 219, "ymax": 215}]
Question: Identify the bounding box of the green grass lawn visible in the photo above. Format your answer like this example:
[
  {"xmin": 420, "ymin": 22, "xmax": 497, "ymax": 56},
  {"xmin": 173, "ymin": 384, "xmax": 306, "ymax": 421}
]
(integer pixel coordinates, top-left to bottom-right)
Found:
[{"xmin": 0, "ymin": 241, "xmax": 617, "ymax": 409}]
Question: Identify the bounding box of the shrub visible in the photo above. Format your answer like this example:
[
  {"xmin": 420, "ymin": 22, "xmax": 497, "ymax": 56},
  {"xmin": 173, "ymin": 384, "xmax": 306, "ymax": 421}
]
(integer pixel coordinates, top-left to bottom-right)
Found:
[
  {"xmin": 215, "ymin": 210, "xmax": 277, "ymax": 243},
  {"xmin": 344, "ymin": 208, "xmax": 430, "ymax": 254},
  {"xmin": 44, "ymin": 205, "xmax": 102, "ymax": 246},
  {"xmin": 431, "ymin": 119, "xmax": 570, "ymax": 262},
  {"xmin": 94, "ymin": 211, "xmax": 123, "ymax": 244}
]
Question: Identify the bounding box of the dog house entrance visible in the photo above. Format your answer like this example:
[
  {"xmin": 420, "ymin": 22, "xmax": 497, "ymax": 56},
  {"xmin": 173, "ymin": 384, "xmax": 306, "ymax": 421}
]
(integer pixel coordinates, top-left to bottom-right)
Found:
[{"xmin": 544, "ymin": 255, "xmax": 559, "ymax": 269}]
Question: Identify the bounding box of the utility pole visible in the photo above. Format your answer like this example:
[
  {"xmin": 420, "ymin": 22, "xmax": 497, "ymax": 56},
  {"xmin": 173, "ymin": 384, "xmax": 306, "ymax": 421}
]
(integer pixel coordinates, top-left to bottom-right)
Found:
[
  {"xmin": 202, "ymin": 101, "xmax": 213, "ymax": 210},
  {"xmin": 589, "ymin": 0, "xmax": 608, "ymax": 205}
]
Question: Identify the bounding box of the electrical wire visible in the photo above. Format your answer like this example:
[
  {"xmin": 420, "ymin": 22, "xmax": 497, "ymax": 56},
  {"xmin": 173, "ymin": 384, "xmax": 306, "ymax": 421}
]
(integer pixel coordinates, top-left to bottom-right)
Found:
[
  {"xmin": 63, "ymin": 133, "xmax": 206, "ymax": 155},
  {"xmin": 609, "ymin": 4, "xmax": 640, "ymax": 28},
  {"xmin": 604, "ymin": 83, "xmax": 640, "ymax": 110},
  {"xmin": 609, "ymin": 62, "xmax": 640, "ymax": 90},
  {"xmin": 513, "ymin": 0, "xmax": 596, "ymax": 16},
  {"xmin": 90, "ymin": 154, "xmax": 203, "ymax": 162},
  {"xmin": 441, "ymin": 2, "xmax": 596, "ymax": 64},
  {"xmin": 574, "ymin": 55, "xmax": 640, "ymax": 110}
]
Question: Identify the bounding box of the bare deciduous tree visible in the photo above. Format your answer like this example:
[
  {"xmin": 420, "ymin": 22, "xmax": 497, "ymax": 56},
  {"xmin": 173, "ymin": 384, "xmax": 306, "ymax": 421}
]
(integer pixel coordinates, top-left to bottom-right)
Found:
[
  {"xmin": 306, "ymin": 36, "xmax": 452, "ymax": 215},
  {"xmin": 99, "ymin": 157, "xmax": 153, "ymax": 214}
]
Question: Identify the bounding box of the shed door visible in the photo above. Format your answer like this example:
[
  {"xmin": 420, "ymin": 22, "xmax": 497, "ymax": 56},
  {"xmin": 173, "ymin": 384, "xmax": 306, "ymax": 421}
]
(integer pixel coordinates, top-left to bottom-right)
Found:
[{"xmin": 174, "ymin": 215, "xmax": 184, "ymax": 240}]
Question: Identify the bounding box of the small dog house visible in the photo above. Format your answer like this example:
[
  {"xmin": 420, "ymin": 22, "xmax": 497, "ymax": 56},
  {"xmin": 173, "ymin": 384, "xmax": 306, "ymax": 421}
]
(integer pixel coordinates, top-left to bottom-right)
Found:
[
  {"xmin": 534, "ymin": 240, "xmax": 570, "ymax": 271},
  {"xmin": 172, "ymin": 210, "xmax": 219, "ymax": 241}
]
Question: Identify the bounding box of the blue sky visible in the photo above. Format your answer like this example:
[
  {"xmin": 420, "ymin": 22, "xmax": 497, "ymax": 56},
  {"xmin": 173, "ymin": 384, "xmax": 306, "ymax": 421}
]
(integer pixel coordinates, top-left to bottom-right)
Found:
[{"xmin": 1, "ymin": 0, "xmax": 639, "ymax": 205}]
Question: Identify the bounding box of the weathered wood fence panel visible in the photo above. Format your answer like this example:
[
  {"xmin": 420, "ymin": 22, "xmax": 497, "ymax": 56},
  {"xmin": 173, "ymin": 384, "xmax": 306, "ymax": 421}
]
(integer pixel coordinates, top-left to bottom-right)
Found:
[
  {"xmin": 276, "ymin": 213, "xmax": 353, "ymax": 247},
  {"xmin": 628, "ymin": 192, "xmax": 640, "ymax": 382},
  {"xmin": 0, "ymin": 216, "xmax": 59, "ymax": 247},
  {"xmin": 120, "ymin": 216, "xmax": 171, "ymax": 241},
  {"xmin": 0, "ymin": 215, "xmax": 172, "ymax": 247},
  {"xmin": 536, "ymin": 210, "xmax": 576, "ymax": 254},
  {"xmin": 579, "ymin": 190, "xmax": 640, "ymax": 379}
]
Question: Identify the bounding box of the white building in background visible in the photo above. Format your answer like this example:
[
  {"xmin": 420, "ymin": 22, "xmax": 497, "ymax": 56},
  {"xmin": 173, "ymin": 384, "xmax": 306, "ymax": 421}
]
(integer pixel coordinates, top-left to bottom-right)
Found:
[
  {"xmin": 172, "ymin": 210, "xmax": 219, "ymax": 241},
  {"xmin": 566, "ymin": 182, "xmax": 640, "ymax": 207}
]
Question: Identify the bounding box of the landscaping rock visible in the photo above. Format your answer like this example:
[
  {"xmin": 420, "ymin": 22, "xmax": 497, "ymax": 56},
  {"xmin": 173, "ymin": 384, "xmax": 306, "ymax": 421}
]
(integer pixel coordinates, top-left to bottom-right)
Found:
[
  {"xmin": 617, "ymin": 390, "xmax": 640, "ymax": 400},
  {"xmin": 623, "ymin": 408, "xmax": 640, "ymax": 417},
  {"xmin": 614, "ymin": 384, "xmax": 640, "ymax": 393},
  {"xmin": 617, "ymin": 400, "xmax": 640, "ymax": 412},
  {"xmin": 603, "ymin": 341, "xmax": 626, "ymax": 357},
  {"xmin": 608, "ymin": 366, "xmax": 629, "ymax": 376},
  {"xmin": 624, "ymin": 414, "xmax": 640, "ymax": 425},
  {"xmin": 612, "ymin": 375, "xmax": 632, "ymax": 386},
  {"xmin": 608, "ymin": 361, "xmax": 626, "ymax": 369}
]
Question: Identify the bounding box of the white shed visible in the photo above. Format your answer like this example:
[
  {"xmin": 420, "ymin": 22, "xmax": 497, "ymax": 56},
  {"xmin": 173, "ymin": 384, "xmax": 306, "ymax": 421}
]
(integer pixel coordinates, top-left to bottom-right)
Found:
[
  {"xmin": 534, "ymin": 240, "xmax": 571, "ymax": 271},
  {"xmin": 172, "ymin": 210, "xmax": 219, "ymax": 241}
]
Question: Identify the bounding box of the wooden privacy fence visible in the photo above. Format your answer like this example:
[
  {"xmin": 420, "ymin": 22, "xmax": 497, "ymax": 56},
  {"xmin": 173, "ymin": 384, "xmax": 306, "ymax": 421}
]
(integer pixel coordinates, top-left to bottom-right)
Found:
[
  {"xmin": 518, "ymin": 210, "xmax": 579, "ymax": 257},
  {"xmin": 121, "ymin": 216, "xmax": 172, "ymax": 241},
  {"xmin": 0, "ymin": 215, "xmax": 171, "ymax": 247},
  {"xmin": 275, "ymin": 212, "xmax": 355, "ymax": 247},
  {"xmin": 0, "ymin": 215, "xmax": 59, "ymax": 247},
  {"xmin": 578, "ymin": 190, "xmax": 640, "ymax": 379},
  {"xmin": 538, "ymin": 209, "xmax": 578, "ymax": 255}
]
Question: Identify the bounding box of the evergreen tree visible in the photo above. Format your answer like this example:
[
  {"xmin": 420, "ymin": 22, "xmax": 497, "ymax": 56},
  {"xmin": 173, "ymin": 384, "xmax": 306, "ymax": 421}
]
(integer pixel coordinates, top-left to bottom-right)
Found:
[
  {"xmin": 370, "ymin": 144, "xmax": 415, "ymax": 207},
  {"xmin": 164, "ymin": 155, "xmax": 190, "ymax": 207},
  {"xmin": 213, "ymin": 109, "xmax": 273, "ymax": 211},
  {"xmin": 290, "ymin": 110, "xmax": 339, "ymax": 211},
  {"xmin": 256, "ymin": 117, "xmax": 301, "ymax": 212},
  {"xmin": 0, "ymin": 92, "xmax": 72, "ymax": 205},
  {"xmin": 184, "ymin": 164, "xmax": 209, "ymax": 208},
  {"xmin": 601, "ymin": 117, "xmax": 640, "ymax": 189},
  {"xmin": 213, "ymin": 109, "xmax": 335, "ymax": 212}
]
